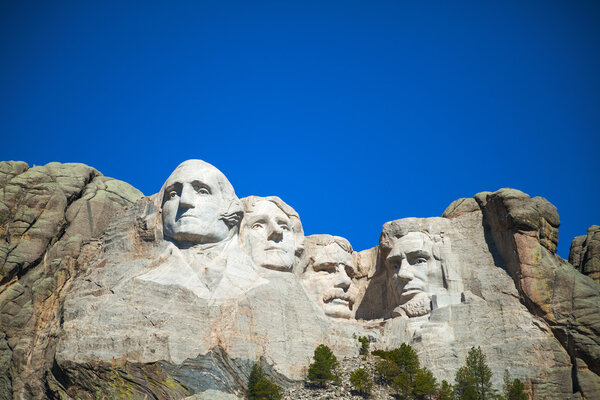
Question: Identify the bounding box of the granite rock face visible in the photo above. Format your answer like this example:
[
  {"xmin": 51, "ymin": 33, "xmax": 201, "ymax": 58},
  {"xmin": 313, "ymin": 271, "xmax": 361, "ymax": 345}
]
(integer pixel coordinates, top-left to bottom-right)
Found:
[
  {"xmin": 445, "ymin": 188, "xmax": 600, "ymax": 399},
  {"xmin": 1, "ymin": 161, "xmax": 599, "ymax": 400},
  {"xmin": 570, "ymin": 225, "xmax": 600, "ymax": 283},
  {"xmin": 0, "ymin": 161, "xmax": 143, "ymax": 400}
]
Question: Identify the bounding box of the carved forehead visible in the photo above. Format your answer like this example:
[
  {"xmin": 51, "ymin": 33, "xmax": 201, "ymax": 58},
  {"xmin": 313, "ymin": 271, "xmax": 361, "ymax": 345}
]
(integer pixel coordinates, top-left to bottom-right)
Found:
[
  {"xmin": 244, "ymin": 200, "xmax": 290, "ymax": 221},
  {"xmin": 395, "ymin": 231, "xmax": 433, "ymax": 253},
  {"xmin": 313, "ymin": 243, "xmax": 354, "ymax": 265},
  {"xmin": 164, "ymin": 160, "xmax": 226, "ymax": 189}
]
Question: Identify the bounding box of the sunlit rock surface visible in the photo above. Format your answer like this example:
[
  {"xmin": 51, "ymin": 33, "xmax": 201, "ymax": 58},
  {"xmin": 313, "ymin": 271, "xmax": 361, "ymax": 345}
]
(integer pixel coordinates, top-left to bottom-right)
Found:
[
  {"xmin": 570, "ymin": 225, "xmax": 600, "ymax": 283},
  {"xmin": 1, "ymin": 161, "xmax": 599, "ymax": 400}
]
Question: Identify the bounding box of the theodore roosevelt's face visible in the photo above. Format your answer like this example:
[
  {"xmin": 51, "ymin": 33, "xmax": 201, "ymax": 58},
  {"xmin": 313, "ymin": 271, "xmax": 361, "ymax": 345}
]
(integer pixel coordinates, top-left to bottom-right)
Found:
[
  {"xmin": 162, "ymin": 161, "xmax": 231, "ymax": 245},
  {"xmin": 240, "ymin": 200, "xmax": 296, "ymax": 271},
  {"xmin": 301, "ymin": 242, "xmax": 356, "ymax": 319}
]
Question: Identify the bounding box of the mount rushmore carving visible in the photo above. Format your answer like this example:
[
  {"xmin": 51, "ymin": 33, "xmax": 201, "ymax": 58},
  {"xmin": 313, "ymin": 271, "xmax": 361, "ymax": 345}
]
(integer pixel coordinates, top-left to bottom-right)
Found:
[
  {"xmin": 138, "ymin": 159, "xmax": 463, "ymax": 320},
  {"xmin": 0, "ymin": 159, "xmax": 598, "ymax": 400}
]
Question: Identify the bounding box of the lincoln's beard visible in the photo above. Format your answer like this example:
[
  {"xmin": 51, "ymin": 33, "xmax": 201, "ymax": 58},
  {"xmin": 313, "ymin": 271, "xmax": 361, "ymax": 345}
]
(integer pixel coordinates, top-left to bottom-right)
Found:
[{"xmin": 395, "ymin": 292, "xmax": 431, "ymax": 318}]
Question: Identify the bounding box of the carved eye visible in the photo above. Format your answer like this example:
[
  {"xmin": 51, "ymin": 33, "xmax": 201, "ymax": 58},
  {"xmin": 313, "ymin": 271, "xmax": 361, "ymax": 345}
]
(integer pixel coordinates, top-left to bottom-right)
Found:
[
  {"xmin": 413, "ymin": 257, "xmax": 428, "ymax": 265},
  {"xmin": 279, "ymin": 224, "xmax": 291, "ymax": 231},
  {"xmin": 252, "ymin": 223, "xmax": 264, "ymax": 230},
  {"xmin": 169, "ymin": 191, "xmax": 177, "ymax": 199},
  {"xmin": 192, "ymin": 182, "xmax": 210, "ymax": 195}
]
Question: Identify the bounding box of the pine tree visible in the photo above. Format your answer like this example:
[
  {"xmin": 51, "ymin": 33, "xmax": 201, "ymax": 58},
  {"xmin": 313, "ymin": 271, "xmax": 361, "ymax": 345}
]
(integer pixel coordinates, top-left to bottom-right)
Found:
[
  {"xmin": 350, "ymin": 367, "xmax": 373, "ymax": 397},
  {"xmin": 454, "ymin": 347, "xmax": 494, "ymax": 400},
  {"xmin": 247, "ymin": 363, "xmax": 283, "ymax": 400},
  {"xmin": 358, "ymin": 336, "xmax": 370, "ymax": 356},
  {"xmin": 506, "ymin": 378, "xmax": 527, "ymax": 400},
  {"xmin": 412, "ymin": 367, "xmax": 437, "ymax": 400},
  {"xmin": 438, "ymin": 380, "xmax": 454, "ymax": 400},
  {"xmin": 307, "ymin": 344, "xmax": 339, "ymax": 388},
  {"xmin": 375, "ymin": 358, "xmax": 401, "ymax": 385}
]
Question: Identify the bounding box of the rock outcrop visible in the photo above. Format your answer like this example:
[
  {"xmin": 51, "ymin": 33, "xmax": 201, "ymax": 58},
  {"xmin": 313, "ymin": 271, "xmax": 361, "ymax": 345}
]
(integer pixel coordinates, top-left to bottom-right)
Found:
[
  {"xmin": 570, "ymin": 225, "xmax": 600, "ymax": 284},
  {"xmin": 1, "ymin": 161, "xmax": 599, "ymax": 400},
  {"xmin": 0, "ymin": 161, "xmax": 143, "ymax": 400},
  {"xmin": 444, "ymin": 188, "xmax": 600, "ymax": 399}
]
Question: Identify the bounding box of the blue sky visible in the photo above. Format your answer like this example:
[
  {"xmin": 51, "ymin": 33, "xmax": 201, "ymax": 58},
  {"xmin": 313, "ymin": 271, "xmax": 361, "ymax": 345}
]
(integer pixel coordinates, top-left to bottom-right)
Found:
[{"xmin": 1, "ymin": 1, "xmax": 598, "ymax": 258}]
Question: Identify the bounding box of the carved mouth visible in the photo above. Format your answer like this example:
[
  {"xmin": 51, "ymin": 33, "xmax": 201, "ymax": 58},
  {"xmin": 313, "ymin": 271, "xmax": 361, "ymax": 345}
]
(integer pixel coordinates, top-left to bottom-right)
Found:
[
  {"xmin": 177, "ymin": 214, "xmax": 199, "ymax": 221},
  {"xmin": 323, "ymin": 293, "xmax": 354, "ymax": 309},
  {"xmin": 327, "ymin": 298, "xmax": 350, "ymax": 307}
]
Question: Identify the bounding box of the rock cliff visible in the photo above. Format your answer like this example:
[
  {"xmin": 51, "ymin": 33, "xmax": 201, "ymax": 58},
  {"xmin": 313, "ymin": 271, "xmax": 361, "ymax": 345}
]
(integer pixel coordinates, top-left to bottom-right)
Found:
[
  {"xmin": 0, "ymin": 161, "xmax": 143, "ymax": 400},
  {"xmin": 570, "ymin": 225, "xmax": 600, "ymax": 284},
  {"xmin": 0, "ymin": 160, "xmax": 598, "ymax": 400}
]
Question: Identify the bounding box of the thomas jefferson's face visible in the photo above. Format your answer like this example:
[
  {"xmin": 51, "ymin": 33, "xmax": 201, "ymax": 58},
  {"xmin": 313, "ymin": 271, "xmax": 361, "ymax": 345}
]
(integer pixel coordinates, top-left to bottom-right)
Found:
[
  {"xmin": 301, "ymin": 243, "xmax": 356, "ymax": 319},
  {"xmin": 162, "ymin": 161, "xmax": 231, "ymax": 245},
  {"xmin": 240, "ymin": 200, "xmax": 296, "ymax": 271}
]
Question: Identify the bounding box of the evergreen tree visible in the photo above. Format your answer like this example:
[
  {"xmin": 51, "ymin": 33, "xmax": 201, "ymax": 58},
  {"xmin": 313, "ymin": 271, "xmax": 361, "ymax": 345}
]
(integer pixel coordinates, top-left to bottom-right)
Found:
[
  {"xmin": 375, "ymin": 358, "xmax": 401, "ymax": 385},
  {"xmin": 506, "ymin": 378, "xmax": 527, "ymax": 400},
  {"xmin": 307, "ymin": 344, "xmax": 339, "ymax": 388},
  {"xmin": 454, "ymin": 347, "xmax": 494, "ymax": 400},
  {"xmin": 350, "ymin": 367, "xmax": 373, "ymax": 397},
  {"xmin": 373, "ymin": 343, "xmax": 420, "ymax": 388},
  {"xmin": 392, "ymin": 370, "xmax": 413, "ymax": 399},
  {"xmin": 438, "ymin": 380, "xmax": 454, "ymax": 400},
  {"xmin": 412, "ymin": 367, "xmax": 437, "ymax": 400},
  {"xmin": 247, "ymin": 363, "xmax": 283, "ymax": 400},
  {"xmin": 358, "ymin": 336, "xmax": 370, "ymax": 356}
]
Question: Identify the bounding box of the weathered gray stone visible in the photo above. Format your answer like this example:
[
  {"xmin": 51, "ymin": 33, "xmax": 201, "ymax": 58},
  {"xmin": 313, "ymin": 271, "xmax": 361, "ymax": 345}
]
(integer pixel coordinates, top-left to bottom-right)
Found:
[
  {"xmin": 356, "ymin": 212, "xmax": 574, "ymax": 398},
  {"xmin": 442, "ymin": 197, "xmax": 480, "ymax": 218},
  {"xmin": 570, "ymin": 225, "xmax": 600, "ymax": 283},
  {"xmin": 0, "ymin": 161, "xmax": 143, "ymax": 399},
  {"xmin": 478, "ymin": 189, "xmax": 600, "ymax": 399},
  {"xmin": 2, "ymin": 159, "xmax": 599, "ymax": 400}
]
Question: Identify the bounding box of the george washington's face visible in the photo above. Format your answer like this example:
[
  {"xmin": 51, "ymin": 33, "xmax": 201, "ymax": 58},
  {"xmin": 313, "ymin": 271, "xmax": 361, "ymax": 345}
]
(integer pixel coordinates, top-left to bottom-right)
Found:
[
  {"xmin": 240, "ymin": 200, "xmax": 296, "ymax": 271},
  {"xmin": 162, "ymin": 160, "xmax": 233, "ymax": 245}
]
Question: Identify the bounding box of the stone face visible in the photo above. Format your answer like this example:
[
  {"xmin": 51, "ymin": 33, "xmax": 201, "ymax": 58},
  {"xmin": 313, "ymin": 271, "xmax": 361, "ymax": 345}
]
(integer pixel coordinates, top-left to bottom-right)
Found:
[
  {"xmin": 161, "ymin": 159, "xmax": 243, "ymax": 246},
  {"xmin": 300, "ymin": 235, "xmax": 357, "ymax": 319},
  {"xmin": 570, "ymin": 225, "xmax": 600, "ymax": 283},
  {"xmin": 239, "ymin": 196, "xmax": 304, "ymax": 273},
  {"xmin": 2, "ymin": 159, "xmax": 599, "ymax": 400},
  {"xmin": 356, "ymin": 212, "xmax": 573, "ymax": 398}
]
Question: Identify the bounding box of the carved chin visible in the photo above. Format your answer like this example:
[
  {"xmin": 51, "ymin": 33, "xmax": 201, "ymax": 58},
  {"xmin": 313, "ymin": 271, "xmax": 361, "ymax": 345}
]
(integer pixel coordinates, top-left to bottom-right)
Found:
[{"xmin": 398, "ymin": 292, "xmax": 431, "ymax": 318}]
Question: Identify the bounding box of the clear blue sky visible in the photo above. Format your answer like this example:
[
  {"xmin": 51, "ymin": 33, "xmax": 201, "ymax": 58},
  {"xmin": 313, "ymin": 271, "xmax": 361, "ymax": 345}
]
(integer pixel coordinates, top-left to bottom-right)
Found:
[{"xmin": 1, "ymin": 1, "xmax": 598, "ymax": 258}]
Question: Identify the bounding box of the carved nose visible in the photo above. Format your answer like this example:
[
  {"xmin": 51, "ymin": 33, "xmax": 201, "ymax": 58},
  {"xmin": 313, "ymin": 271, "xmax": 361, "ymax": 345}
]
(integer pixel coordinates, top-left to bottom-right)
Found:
[
  {"xmin": 179, "ymin": 185, "xmax": 195, "ymax": 210},
  {"xmin": 334, "ymin": 266, "xmax": 351, "ymax": 291},
  {"xmin": 395, "ymin": 259, "xmax": 414, "ymax": 283},
  {"xmin": 267, "ymin": 224, "xmax": 283, "ymax": 242}
]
